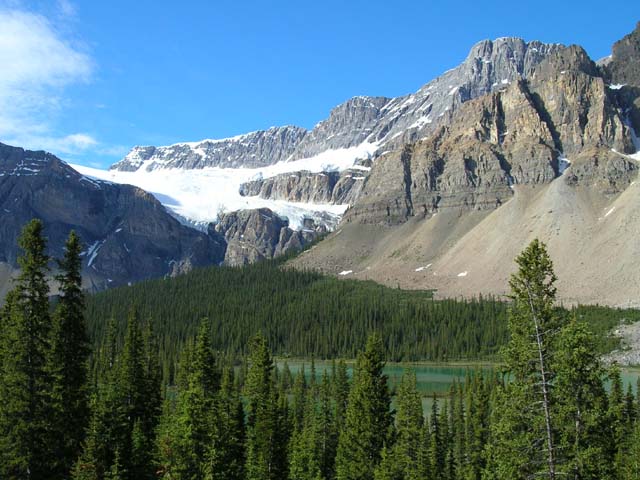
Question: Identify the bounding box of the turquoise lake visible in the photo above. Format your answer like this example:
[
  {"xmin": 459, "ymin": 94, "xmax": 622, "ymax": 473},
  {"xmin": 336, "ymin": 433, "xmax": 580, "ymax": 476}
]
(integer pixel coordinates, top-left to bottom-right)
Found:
[{"xmin": 277, "ymin": 360, "xmax": 640, "ymax": 413}]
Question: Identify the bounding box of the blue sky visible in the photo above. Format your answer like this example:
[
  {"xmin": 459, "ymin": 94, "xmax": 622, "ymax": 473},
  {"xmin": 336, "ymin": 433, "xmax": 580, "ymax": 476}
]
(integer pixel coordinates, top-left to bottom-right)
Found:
[{"xmin": 0, "ymin": 0, "xmax": 638, "ymax": 168}]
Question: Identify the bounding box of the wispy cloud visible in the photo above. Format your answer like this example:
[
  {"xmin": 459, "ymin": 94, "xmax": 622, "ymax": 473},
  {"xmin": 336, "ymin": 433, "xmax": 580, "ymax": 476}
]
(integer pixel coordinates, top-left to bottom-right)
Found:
[
  {"xmin": 55, "ymin": 0, "xmax": 76, "ymax": 18},
  {"xmin": 0, "ymin": 5, "xmax": 104, "ymax": 157}
]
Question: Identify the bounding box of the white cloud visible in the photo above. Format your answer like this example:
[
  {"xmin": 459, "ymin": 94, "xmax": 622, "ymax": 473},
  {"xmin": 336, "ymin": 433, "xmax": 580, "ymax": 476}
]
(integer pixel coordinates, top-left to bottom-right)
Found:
[
  {"xmin": 0, "ymin": 10, "xmax": 90, "ymax": 87},
  {"xmin": 0, "ymin": 7, "xmax": 98, "ymax": 156}
]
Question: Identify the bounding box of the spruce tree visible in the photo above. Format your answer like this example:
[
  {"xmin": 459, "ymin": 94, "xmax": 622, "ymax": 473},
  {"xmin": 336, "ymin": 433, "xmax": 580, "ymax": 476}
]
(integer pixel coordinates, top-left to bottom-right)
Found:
[
  {"xmin": 335, "ymin": 333, "xmax": 392, "ymax": 480},
  {"xmin": 204, "ymin": 367, "xmax": 245, "ymax": 480},
  {"xmin": 289, "ymin": 387, "xmax": 323, "ymax": 480},
  {"xmin": 608, "ymin": 365, "xmax": 628, "ymax": 477},
  {"xmin": 450, "ymin": 381, "xmax": 465, "ymax": 479},
  {"xmin": 333, "ymin": 359, "xmax": 350, "ymax": 433},
  {"xmin": 73, "ymin": 319, "xmax": 122, "ymax": 479},
  {"xmin": 553, "ymin": 318, "xmax": 612, "ymax": 479},
  {"xmin": 71, "ymin": 395, "xmax": 104, "ymax": 480},
  {"xmin": 116, "ymin": 309, "xmax": 147, "ymax": 475},
  {"xmin": 135, "ymin": 319, "xmax": 162, "ymax": 478},
  {"xmin": 374, "ymin": 370, "xmax": 423, "ymax": 480},
  {"xmin": 245, "ymin": 334, "xmax": 288, "ymax": 480},
  {"xmin": 428, "ymin": 395, "xmax": 445, "ymax": 479},
  {"xmin": 317, "ymin": 370, "xmax": 338, "ymax": 479},
  {"xmin": 291, "ymin": 365, "xmax": 308, "ymax": 434},
  {"xmin": 618, "ymin": 420, "xmax": 640, "ymax": 479},
  {"xmin": 155, "ymin": 394, "xmax": 181, "ymax": 479},
  {"xmin": 0, "ymin": 219, "xmax": 54, "ymax": 478},
  {"xmin": 464, "ymin": 370, "xmax": 490, "ymax": 480},
  {"xmin": 48, "ymin": 230, "xmax": 91, "ymax": 477},
  {"xmin": 75, "ymin": 310, "xmax": 161, "ymax": 480},
  {"xmin": 485, "ymin": 239, "xmax": 561, "ymax": 480},
  {"xmin": 159, "ymin": 318, "xmax": 220, "ymax": 477}
]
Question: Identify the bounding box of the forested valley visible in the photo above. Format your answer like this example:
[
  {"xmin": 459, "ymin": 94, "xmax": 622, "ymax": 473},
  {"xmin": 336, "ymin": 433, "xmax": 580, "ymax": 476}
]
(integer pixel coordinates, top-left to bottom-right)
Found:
[
  {"xmin": 1, "ymin": 220, "xmax": 639, "ymax": 479},
  {"xmin": 83, "ymin": 249, "xmax": 638, "ymax": 385}
]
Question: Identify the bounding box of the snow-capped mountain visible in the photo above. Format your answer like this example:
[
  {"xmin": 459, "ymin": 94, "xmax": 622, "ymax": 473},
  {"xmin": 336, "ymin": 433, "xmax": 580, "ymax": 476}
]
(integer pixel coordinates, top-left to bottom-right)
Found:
[
  {"xmin": 96, "ymin": 37, "xmax": 563, "ymax": 235},
  {"xmin": 0, "ymin": 143, "xmax": 227, "ymax": 294},
  {"xmin": 292, "ymin": 23, "xmax": 640, "ymax": 307},
  {"xmin": 110, "ymin": 125, "xmax": 308, "ymax": 171},
  {"xmin": 2, "ymin": 23, "xmax": 639, "ymax": 303}
]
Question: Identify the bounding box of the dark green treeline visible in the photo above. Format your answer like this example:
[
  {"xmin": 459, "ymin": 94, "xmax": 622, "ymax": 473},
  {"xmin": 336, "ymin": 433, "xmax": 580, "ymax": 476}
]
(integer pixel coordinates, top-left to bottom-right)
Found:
[
  {"xmin": 73, "ymin": 312, "xmax": 640, "ymax": 480},
  {"xmin": 84, "ymin": 258, "xmax": 639, "ymax": 386},
  {"xmin": 2, "ymin": 222, "xmax": 640, "ymax": 479}
]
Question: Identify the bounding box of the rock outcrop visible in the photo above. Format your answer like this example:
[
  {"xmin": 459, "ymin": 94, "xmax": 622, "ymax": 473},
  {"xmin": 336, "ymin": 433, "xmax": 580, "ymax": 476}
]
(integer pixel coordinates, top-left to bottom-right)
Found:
[
  {"xmin": 239, "ymin": 169, "xmax": 366, "ymax": 204},
  {"xmin": 603, "ymin": 21, "xmax": 640, "ymax": 87},
  {"xmin": 212, "ymin": 209, "xmax": 322, "ymax": 266},
  {"xmin": 602, "ymin": 22, "xmax": 640, "ymax": 141}
]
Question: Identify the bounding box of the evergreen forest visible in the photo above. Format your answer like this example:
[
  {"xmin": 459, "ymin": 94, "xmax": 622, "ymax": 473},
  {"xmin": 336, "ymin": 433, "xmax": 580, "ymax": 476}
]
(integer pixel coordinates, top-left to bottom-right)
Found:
[
  {"xmin": 83, "ymin": 253, "xmax": 639, "ymax": 384},
  {"xmin": 1, "ymin": 220, "xmax": 640, "ymax": 479}
]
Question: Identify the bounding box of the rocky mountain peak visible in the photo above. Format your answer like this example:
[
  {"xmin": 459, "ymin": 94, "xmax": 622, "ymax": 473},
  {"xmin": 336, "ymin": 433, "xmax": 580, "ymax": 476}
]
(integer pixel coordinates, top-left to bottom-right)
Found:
[
  {"xmin": 531, "ymin": 44, "xmax": 598, "ymax": 79},
  {"xmin": 112, "ymin": 125, "xmax": 308, "ymax": 172},
  {"xmin": 452, "ymin": 37, "xmax": 564, "ymax": 100},
  {"xmin": 287, "ymin": 96, "xmax": 391, "ymax": 160},
  {"xmin": 0, "ymin": 143, "xmax": 69, "ymax": 178},
  {"xmin": 605, "ymin": 21, "xmax": 640, "ymax": 86}
]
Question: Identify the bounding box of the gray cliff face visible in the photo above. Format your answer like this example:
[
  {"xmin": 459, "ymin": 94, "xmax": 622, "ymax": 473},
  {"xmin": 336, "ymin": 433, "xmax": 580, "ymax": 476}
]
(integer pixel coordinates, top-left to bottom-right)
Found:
[
  {"xmin": 282, "ymin": 38, "xmax": 563, "ymax": 163},
  {"xmin": 602, "ymin": 22, "xmax": 640, "ymax": 142},
  {"xmin": 239, "ymin": 169, "xmax": 366, "ymax": 204},
  {"xmin": 362, "ymin": 38, "xmax": 564, "ymax": 150},
  {"xmin": 288, "ymin": 96, "xmax": 391, "ymax": 160},
  {"xmin": 603, "ymin": 21, "xmax": 640, "ymax": 87},
  {"xmin": 345, "ymin": 43, "xmax": 638, "ymax": 225},
  {"xmin": 112, "ymin": 125, "xmax": 308, "ymax": 171},
  {"xmin": 526, "ymin": 45, "xmax": 633, "ymax": 155},
  {"xmin": 0, "ymin": 143, "xmax": 226, "ymax": 290},
  {"xmin": 212, "ymin": 209, "xmax": 322, "ymax": 266}
]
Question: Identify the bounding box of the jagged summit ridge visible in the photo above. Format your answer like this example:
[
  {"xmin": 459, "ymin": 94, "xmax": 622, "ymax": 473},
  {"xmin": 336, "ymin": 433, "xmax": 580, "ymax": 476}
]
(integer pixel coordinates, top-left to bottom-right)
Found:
[
  {"xmin": 112, "ymin": 37, "xmax": 563, "ymax": 175},
  {"xmin": 112, "ymin": 125, "xmax": 308, "ymax": 171}
]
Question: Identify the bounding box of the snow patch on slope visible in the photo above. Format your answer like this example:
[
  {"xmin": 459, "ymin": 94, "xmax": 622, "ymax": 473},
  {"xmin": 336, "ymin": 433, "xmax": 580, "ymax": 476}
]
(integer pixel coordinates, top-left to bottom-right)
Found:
[
  {"xmin": 70, "ymin": 141, "xmax": 377, "ymax": 231},
  {"xmin": 558, "ymin": 154, "xmax": 571, "ymax": 174}
]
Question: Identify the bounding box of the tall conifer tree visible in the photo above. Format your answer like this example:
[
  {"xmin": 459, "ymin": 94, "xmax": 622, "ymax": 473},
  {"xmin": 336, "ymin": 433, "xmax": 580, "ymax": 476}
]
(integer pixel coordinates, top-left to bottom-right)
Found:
[
  {"xmin": 553, "ymin": 319, "xmax": 612, "ymax": 479},
  {"xmin": 204, "ymin": 366, "xmax": 245, "ymax": 480},
  {"xmin": 0, "ymin": 219, "xmax": 53, "ymax": 478},
  {"xmin": 157, "ymin": 318, "xmax": 220, "ymax": 477},
  {"xmin": 485, "ymin": 239, "xmax": 561, "ymax": 480},
  {"xmin": 335, "ymin": 333, "xmax": 392, "ymax": 480},
  {"xmin": 245, "ymin": 334, "xmax": 288, "ymax": 480},
  {"xmin": 374, "ymin": 370, "xmax": 423, "ymax": 480},
  {"xmin": 48, "ymin": 230, "xmax": 91, "ymax": 477}
]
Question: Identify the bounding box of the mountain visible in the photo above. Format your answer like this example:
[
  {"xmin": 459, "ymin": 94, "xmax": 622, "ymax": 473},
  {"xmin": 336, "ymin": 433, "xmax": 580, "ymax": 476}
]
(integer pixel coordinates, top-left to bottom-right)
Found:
[
  {"xmin": 3, "ymin": 24, "xmax": 639, "ymax": 304},
  {"xmin": 0, "ymin": 143, "xmax": 227, "ymax": 294},
  {"xmin": 88, "ymin": 36, "xmax": 567, "ymax": 247},
  {"xmin": 291, "ymin": 24, "xmax": 640, "ymax": 307},
  {"xmin": 0, "ymin": 141, "xmax": 329, "ymax": 291},
  {"xmin": 111, "ymin": 125, "xmax": 308, "ymax": 171},
  {"xmin": 112, "ymin": 37, "xmax": 563, "ymax": 175}
]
